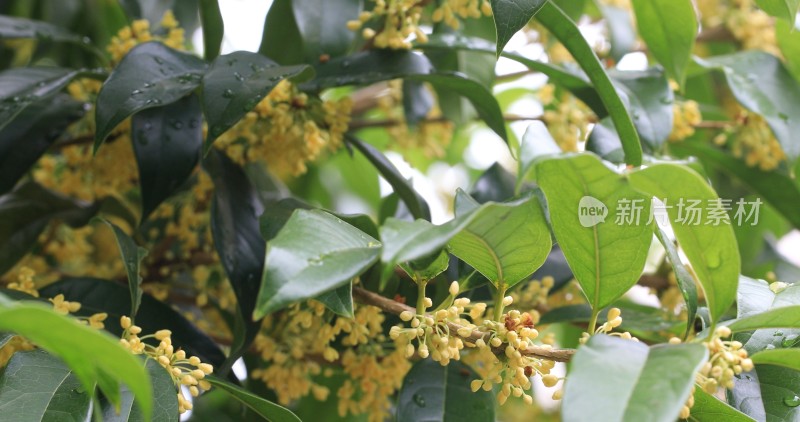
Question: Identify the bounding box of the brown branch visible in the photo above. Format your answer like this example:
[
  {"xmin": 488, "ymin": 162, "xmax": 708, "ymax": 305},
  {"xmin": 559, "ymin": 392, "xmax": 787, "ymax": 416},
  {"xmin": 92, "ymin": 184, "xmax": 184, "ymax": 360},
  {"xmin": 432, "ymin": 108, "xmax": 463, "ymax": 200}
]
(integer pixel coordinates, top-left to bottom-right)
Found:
[{"xmin": 353, "ymin": 286, "xmax": 576, "ymax": 362}]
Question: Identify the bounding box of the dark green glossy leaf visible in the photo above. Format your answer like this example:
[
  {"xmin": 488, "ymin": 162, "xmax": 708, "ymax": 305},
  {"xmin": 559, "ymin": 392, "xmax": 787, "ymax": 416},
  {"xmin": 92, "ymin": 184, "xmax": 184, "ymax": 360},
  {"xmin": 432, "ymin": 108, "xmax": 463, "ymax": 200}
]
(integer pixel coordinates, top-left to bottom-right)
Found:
[
  {"xmin": 259, "ymin": 0, "xmax": 305, "ymax": 65},
  {"xmin": 585, "ymin": 117, "xmax": 625, "ymax": 163},
  {"xmin": 0, "ymin": 94, "xmax": 85, "ymax": 195},
  {"xmin": 755, "ymin": 0, "xmax": 799, "ymax": 23},
  {"xmin": 695, "ymin": 51, "xmax": 800, "ymax": 163},
  {"xmin": 469, "ymin": 162, "xmax": 516, "ymax": 204},
  {"xmin": 537, "ymin": 154, "xmax": 653, "ymax": 310},
  {"xmin": 396, "ymin": 359, "xmax": 494, "ymax": 422},
  {"xmin": 672, "ymin": 138, "xmax": 800, "ymax": 230},
  {"xmin": 610, "ymin": 68, "xmax": 673, "ymax": 151},
  {"xmin": 399, "ymin": 250, "xmax": 450, "ymax": 282},
  {"xmin": 96, "ymin": 219, "xmax": 148, "ymax": 320},
  {"xmin": 733, "ymin": 276, "xmax": 800, "ymax": 354},
  {"xmin": 0, "ymin": 183, "xmax": 100, "ymax": 276},
  {"xmin": 205, "ymin": 150, "xmax": 265, "ymax": 371},
  {"xmin": 347, "ymin": 135, "xmax": 431, "ymax": 221},
  {"xmin": 655, "ymin": 227, "xmax": 697, "ymax": 338},
  {"xmin": 536, "ymin": 1, "xmax": 642, "ymax": 166},
  {"xmin": 206, "ymin": 376, "xmax": 301, "ymax": 422},
  {"xmin": 693, "ymin": 387, "xmax": 756, "ymax": 422},
  {"xmin": 0, "ymin": 350, "xmax": 91, "ymax": 421},
  {"xmin": 563, "ymin": 335, "xmax": 706, "ymax": 422},
  {"xmin": 551, "ymin": 0, "xmax": 588, "ymax": 20},
  {"xmin": 753, "ymin": 364, "xmax": 800, "ymax": 421},
  {"xmin": 0, "ymin": 15, "xmax": 103, "ymax": 59},
  {"xmin": 490, "ymin": 0, "xmax": 546, "ymax": 56},
  {"xmin": 254, "ymin": 209, "xmax": 381, "ymax": 317},
  {"xmin": 631, "ymin": 0, "xmax": 697, "ymax": 86},
  {"xmin": 199, "ymin": 0, "xmax": 224, "ymax": 60},
  {"xmin": 454, "ymin": 188, "xmax": 481, "ymax": 216},
  {"xmin": 292, "ymin": 0, "xmax": 361, "ymax": 61},
  {"xmin": 0, "ymin": 67, "xmax": 79, "ymax": 132},
  {"xmin": 202, "ymin": 51, "xmax": 312, "ymax": 150},
  {"xmin": 132, "ymin": 94, "xmax": 202, "ymax": 220},
  {"xmin": 101, "ymin": 359, "xmax": 179, "ymax": 422},
  {"xmin": 629, "ymin": 164, "xmax": 740, "ymax": 323},
  {"xmin": 0, "ymin": 297, "xmax": 152, "ymax": 418},
  {"xmin": 316, "ymin": 282, "xmax": 354, "ymax": 318},
  {"xmin": 601, "ymin": 6, "xmax": 636, "ymax": 62},
  {"xmin": 39, "ymin": 278, "xmax": 227, "ymax": 369},
  {"xmin": 94, "ymin": 42, "xmax": 206, "ymax": 151}
]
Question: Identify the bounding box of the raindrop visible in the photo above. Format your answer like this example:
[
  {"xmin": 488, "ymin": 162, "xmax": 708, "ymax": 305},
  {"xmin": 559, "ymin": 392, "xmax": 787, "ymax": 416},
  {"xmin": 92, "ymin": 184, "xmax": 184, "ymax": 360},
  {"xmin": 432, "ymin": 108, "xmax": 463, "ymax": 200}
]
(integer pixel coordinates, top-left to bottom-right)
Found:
[
  {"xmin": 774, "ymin": 330, "xmax": 784, "ymax": 337},
  {"xmin": 234, "ymin": 72, "xmax": 245, "ymax": 81},
  {"xmin": 707, "ymin": 252, "xmax": 721, "ymax": 269},
  {"xmin": 189, "ymin": 118, "xmax": 199, "ymax": 128},
  {"xmin": 341, "ymin": 60, "xmax": 351, "ymax": 68},
  {"xmin": 144, "ymin": 83, "xmax": 153, "ymax": 88},
  {"xmin": 765, "ymin": 344, "xmax": 776, "ymax": 350},
  {"xmin": 227, "ymin": 58, "xmax": 238, "ymax": 66},
  {"xmin": 223, "ymin": 89, "xmax": 235, "ymax": 98},
  {"xmin": 412, "ymin": 394, "xmax": 426, "ymax": 407},
  {"xmin": 778, "ymin": 112, "xmax": 789, "ymax": 122},
  {"xmin": 269, "ymin": 76, "xmax": 281, "ymax": 82},
  {"xmin": 153, "ymin": 57, "xmax": 164, "ymax": 64},
  {"xmin": 308, "ymin": 258, "xmax": 322, "ymax": 266},
  {"xmin": 131, "ymin": 89, "xmax": 143, "ymax": 96},
  {"xmin": 659, "ymin": 97, "xmax": 672, "ymax": 105},
  {"xmin": 144, "ymin": 122, "xmax": 153, "ymax": 131},
  {"xmin": 782, "ymin": 334, "xmax": 799, "ymax": 347},
  {"xmin": 172, "ymin": 121, "xmax": 184, "ymax": 129},
  {"xmin": 784, "ymin": 395, "xmax": 800, "ymax": 407}
]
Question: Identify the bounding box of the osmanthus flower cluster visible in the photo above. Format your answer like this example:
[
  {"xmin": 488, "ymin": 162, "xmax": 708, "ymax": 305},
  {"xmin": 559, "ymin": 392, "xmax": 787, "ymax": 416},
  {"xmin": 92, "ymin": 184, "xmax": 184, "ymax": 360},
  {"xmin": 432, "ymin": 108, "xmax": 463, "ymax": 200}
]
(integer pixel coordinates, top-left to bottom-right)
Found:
[
  {"xmin": 119, "ymin": 316, "xmax": 214, "ymax": 414},
  {"xmin": 347, "ymin": 0, "xmax": 492, "ymax": 49}
]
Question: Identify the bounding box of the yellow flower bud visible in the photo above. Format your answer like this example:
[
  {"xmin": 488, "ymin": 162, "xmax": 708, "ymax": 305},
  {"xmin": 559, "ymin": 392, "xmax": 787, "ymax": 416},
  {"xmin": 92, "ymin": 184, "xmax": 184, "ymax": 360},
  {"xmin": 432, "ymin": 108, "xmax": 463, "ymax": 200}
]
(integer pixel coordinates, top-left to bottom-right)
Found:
[
  {"xmin": 449, "ymin": 281, "xmax": 459, "ymax": 296},
  {"xmin": 542, "ymin": 374, "xmax": 559, "ymax": 387},
  {"xmin": 400, "ymin": 311, "xmax": 414, "ymax": 321}
]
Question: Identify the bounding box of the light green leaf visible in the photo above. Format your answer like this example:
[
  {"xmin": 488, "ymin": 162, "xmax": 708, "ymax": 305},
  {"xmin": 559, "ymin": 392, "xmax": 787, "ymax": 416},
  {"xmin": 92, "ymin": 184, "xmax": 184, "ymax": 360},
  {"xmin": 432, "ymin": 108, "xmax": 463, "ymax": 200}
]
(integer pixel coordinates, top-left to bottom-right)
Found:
[
  {"xmin": 631, "ymin": 0, "xmax": 697, "ymax": 86},
  {"xmin": 601, "ymin": 5, "xmax": 636, "ymax": 62},
  {"xmin": 733, "ymin": 276, "xmax": 800, "ymax": 354},
  {"xmin": 776, "ymin": 19, "xmax": 800, "ymax": 81},
  {"xmin": 535, "ymin": 1, "xmax": 643, "ymax": 166},
  {"xmin": 628, "ymin": 163, "xmax": 740, "ymax": 323},
  {"xmin": 536, "ymin": 154, "xmax": 653, "ymax": 310},
  {"xmin": 448, "ymin": 196, "xmax": 551, "ymax": 288},
  {"xmin": 0, "ymin": 299, "xmax": 152, "ymax": 419},
  {"xmin": 751, "ymin": 348, "xmax": 800, "ymax": 371},
  {"xmin": 563, "ymin": 335, "xmax": 707, "ymax": 422},
  {"xmin": 396, "ymin": 359, "xmax": 494, "ymax": 422},
  {"xmin": 94, "ymin": 42, "xmax": 206, "ymax": 151},
  {"xmin": 728, "ymin": 305, "xmax": 800, "ymax": 332},
  {"xmin": 206, "ymin": 376, "xmax": 301, "ymax": 422},
  {"xmin": 0, "ymin": 350, "xmax": 91, "ymax": 421},
  {"xmin": 491, "ymin": 0, "xmax": 546, "ymax": 56},
  {"xmin": 254, "ymin": 209, "xmax": 381, "ymax": 317},
  {"xmin": 97, "ymin": 219, "xmax": 148, "ymax": 320},
  {"xmin": 398, "ymin": 250, "xmax": 450, "ymax": 282},
  {"xmin": 101, "ymin": 359, "xmax": 179, "ymax": 422},
  {"xmin": 755, "ymin": 0, "xmax": 799, "ymax": 24},
  {"xmin": 695, "ymin": 51, "xmax": 800, "ymax": 163},
  {"xmin": 202, "ymin": 51, "xmax": 312, "ymax": 151},
  {"xmin": 691, "ymin": 387, "xmax": 756, "ymax": 422}
]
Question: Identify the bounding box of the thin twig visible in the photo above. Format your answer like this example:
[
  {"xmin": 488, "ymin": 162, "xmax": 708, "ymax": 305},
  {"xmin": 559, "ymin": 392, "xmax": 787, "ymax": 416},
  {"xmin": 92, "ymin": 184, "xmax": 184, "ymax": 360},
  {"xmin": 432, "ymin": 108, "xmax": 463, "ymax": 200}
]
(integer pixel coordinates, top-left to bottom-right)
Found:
[{"xmin": 352, "ymin": 286, "xmax": 576, "ymax": 362}]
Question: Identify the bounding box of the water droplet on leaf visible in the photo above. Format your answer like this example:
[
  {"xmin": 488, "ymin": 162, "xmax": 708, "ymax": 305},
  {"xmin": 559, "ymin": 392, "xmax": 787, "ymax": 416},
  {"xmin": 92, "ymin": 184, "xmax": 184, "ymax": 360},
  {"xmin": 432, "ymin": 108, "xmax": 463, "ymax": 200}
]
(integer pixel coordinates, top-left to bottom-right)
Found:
[
  {"xmin": 784, "ymin": 395, "xmax": 800, "ymax": 407},
  {"xmin": 413, "ymin": 394, "xmax": 426, "ymax": 407}
]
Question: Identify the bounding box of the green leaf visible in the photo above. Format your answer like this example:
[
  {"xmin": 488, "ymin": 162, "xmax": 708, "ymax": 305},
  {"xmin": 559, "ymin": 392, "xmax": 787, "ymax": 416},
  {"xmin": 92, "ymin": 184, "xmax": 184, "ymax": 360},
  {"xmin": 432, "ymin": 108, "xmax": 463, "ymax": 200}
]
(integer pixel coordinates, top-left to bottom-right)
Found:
[
  {"xmin": 0, "ymin": 15, "xmax": 104, "ymax": 59},
  {"xmin": 628, "ymin": 164, "xmax": 740, "ymax": 323},
  {"xmin": 728, "ymin": 305, "xmax": 800, "ymax": 332},
  {"xmin": 199, "ymin": 0, "xmax": 224, "ymax": 60},
  {"xmin": 132, "ymin": 94, "xmax": 203, "ymax": 221},
  {"xmin": 346, "ymin": 135, "xmax": 431, "ymax": 221},
  {"xmin": 0, "ymin": 93, "xmax": 85, "ymax": 195},
  {"xmin": 755, "ymin": 0, "xmax": 800, "ymax": 24},
  {"xmin": 254, "ymin": 209, "xmax": 381, "ymax": 317},
  {"xmin": 202, "ymin": 51, "xmax": 312, "ymax": 151},
  {"xmin": 671, "ymin": 142, "xmax": 800, "ymax": 230},
  {"xmin": 751, "ymin": 348, "xmax": 800, "ymax": 371},
  {"xmin": 292, "ymin": 0, "xmax": 361, "ymax": 61},
  {"xmin": 692, "ymin": 387, "xmax": 756, "ymax": 422},
  {"xmin": 776, "ymin": 19, "xmax": 800, "ymax": 81},
  {"xmin": 40, "ymin": 278, "xmax": 227, "ymax": 369},
  {"xmin": 448, "ymin": 196, "xmax": 551, "ymax": 288},
  {"xmin": 562, "ymin": 335, "xmax": 707, "ymax": 422},
  {"xmin": 518, "ymin": 121, "xmax": 562, "ymax": 185},
  {"xmin": 470, "ymin": 163, "xmax": 516, "ymax": 204},
  {"xmin": 396, "ymin": 359, "xmax": 494, "ymax": 422},
  {"xmin": 536, "ymin": 154, "xmax": 653, "ymax": 310},
  {"xmin": 610, "ymin": 68, "xmax": 674, "ymax": 151},
  {"xmin": 258, "ymin": 0, "xmax": 306, "ymax": 65},
  {"xmin": 695, "ymin": 51, "xmax": 800, "ymax": 163},
  {"xmin": 101, "ymin": 359, "xmax": 179, "ymax": 422},
  {"xmin": 734, "ymin": 276, "xmax": 800, "ymax": 354},
  {"xmin": 601, "ymin": 6, "xmax": 636, "ymax": 62},
  {"xmin": 655, "ymin": 228, "xmax": 698, "ymax": 338},
  {"xmin": 206, "ymin": 376, "xmax": 301, "ymax": 422},
  {"xmin": 399, "ymin": 250, "xmax": 450, "ymax": 282},
  {"xmin": 0, "ymin": 67, "xmax": 80, "ymax": 132},
  {"xmin": 0, "ymin": 298, "xmax": 152, "ymax": 419},
  {"xmin": 315, "ymin": 282, "xmax": 354, "ymax": 318},
  {"xmin": 631, "ymin": 0, "xmax": 697, "ymax": 87},
  {"xmin": 490, "ymin": 0, "xmax": 546, "ymax": 56},
  {"xmin": 205, "ymin": 150, "xmax": 265, "ymax": 370},
  {"xmin": 94, "ymin": 42, "xmax": 206, "ymax": 151},
  {"xmin": 0, "ymin": 350, "xmax": 91, "ymax": 421},
  {"xmin": 97, "ymin": 219, "xmax": 148, "ymax": 320},
  {"xmin": 305, "ymin": 50, "xmax": 507, "ymax": 142},
  {"xmin": 0, "ymin": 183, "xmax": 99, "ymax": 275},
  {"xmin": 535, "ymin": 1, "xmax": 642, "ymax": 166}
]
